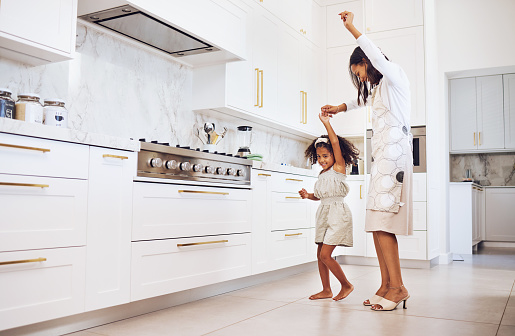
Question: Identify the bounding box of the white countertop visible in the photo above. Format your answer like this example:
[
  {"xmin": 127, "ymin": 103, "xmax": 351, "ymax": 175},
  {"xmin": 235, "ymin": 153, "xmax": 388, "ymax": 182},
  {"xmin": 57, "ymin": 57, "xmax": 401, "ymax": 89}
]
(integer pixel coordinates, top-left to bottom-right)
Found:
[
  {"xmin": 449, "ymin": 181, "xmax": 515, "ymax": 188},
  {"xmin": 251, "ymin": 161, "xmax": 365, "ymax": 180},
  {"xmin": 0, "ymin": 118, "xmax": 140, "ymax": 151}
]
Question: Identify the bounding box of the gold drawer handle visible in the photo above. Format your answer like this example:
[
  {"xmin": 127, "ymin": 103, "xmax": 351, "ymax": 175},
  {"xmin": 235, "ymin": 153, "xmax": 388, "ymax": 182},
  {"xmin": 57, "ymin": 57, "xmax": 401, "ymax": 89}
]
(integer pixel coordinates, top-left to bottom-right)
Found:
[
  {"xmin": 360, "ymin": 185, "xmax": 362, "ymax": 199},
  {"xmin": 103, "ymin": 154, "xmax": 128, "ymax": 160},
  {"xmin": 286, "ymin": 178, "xmax": 303, "ymax": 182},
  {"xmin": 178, "ymin": 190, "xmax": 229, "ymax": 195},
  {"xmin": 177, "ymin": 240, "xmax": 228, "ymax": 247},
  {"xmin": 285, "ymin": 196, "xmax": 302, "ymax": 199},
  {"xmin": 285, "ymin": 233, "xmax": 302, "ymax": 237},
  {"xmin": 0, "ymin": 257, "xmax": 47, "ymax": 266},
  {"xmin": 0, "ymin": 182, "xmax": 49, "ymax": 188},
  {"xmin": 258, "ymin": 173, "xmax": 271, "ymax": 177},
  {"xmin": 0, "ymin": 143, "xmax": 50, "ymax": 153}
]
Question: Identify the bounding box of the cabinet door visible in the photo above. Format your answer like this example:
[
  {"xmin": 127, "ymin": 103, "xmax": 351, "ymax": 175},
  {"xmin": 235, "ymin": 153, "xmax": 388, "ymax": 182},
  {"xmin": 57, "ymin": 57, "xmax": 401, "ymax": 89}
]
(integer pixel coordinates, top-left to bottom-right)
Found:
[
  {"xmin": 485, "ymin": 188, "xmax": 515, "ymax": 242},
  {"xmin": 477, "ymin": 75, "xmax": 505, "ymax": 150},
  {"xmin": 0, "ymin": 0, "xmax": 76, "ymax": 58},
  {"xmin": 252, "ymin": 8, "xmax": 278, "ymax": 119},
  {"xmin": 505, "ymin": 74, "xmax": 515, "ymax": 149},
  {"xmin": 251, "ymin": 170, "xmax": 271, "ymax": 275},
  {"xmin": 327, "ymin": 45, "xmax": 366, "ymax": 137},
  {"xmin": 364, "ymin": 0, "xmax": 423, "ymax": 33},
  {"xmin": 270, "ymin": 192, "xmax": 311, "ymax": 231},
  {"xmin": 85, "ymin": 148, "xmax": 136, "ymax": 311},
  {"xmin": 0, "ymin": 247, "xmax": 86, "ymax": 330},
  {"xmin": 368, "ymin": 26, "xmax": 426, "ymax": 126},
  {"xmin": 335, "ymin": 180, "xmax": 366, "ymax": 257},
  {"xmin": 450, "ymin": 78, "xmax": 477, "ymax": 151},
  {"xmin": 269, "ymin": 229, "xmax": 311, "ymax": 271},
  {"xmin": 327, "ymin": 1, "xmax": 364, "ymax": 48}
]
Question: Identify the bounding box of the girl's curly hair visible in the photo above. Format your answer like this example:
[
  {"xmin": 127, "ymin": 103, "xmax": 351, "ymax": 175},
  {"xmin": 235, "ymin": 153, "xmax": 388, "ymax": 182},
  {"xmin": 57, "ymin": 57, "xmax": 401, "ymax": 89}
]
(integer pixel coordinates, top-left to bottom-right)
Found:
[{"xmin": 305, "ymin": 135, "xmax": 360, "ymax": 166}]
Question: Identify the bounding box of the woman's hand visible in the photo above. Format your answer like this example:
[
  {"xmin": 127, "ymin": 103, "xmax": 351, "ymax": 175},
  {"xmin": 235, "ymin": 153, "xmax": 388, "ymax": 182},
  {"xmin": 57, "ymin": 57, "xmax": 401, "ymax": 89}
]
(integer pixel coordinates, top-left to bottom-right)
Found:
[
  {"xmin": 321, "ymin": 104, "xmax": 338, "ymax": 116},
  {"xmin": 319, "ymin": 112, "xmax": 331, "ymax": 124},
  {"xmin": 299, "ymin": 188, "xmax": 309, "ymax": 199},
  {"xmin": 339, "ymin": 11, "xmax": 354, "ymax": 30}
]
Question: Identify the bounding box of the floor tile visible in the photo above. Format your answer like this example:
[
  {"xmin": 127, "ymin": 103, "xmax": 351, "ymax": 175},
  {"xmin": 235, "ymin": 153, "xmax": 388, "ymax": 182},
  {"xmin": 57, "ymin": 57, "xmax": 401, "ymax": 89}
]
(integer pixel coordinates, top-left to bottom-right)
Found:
[
  {"xmin": 78, "ymin": 296, "xmax": 287, "ymax": 336},
  {"xmin": 497, "ymin": 325, "xmax": 515, "ymax": 336},
  {"xmin": 205, "ymin": 302, "xmax": 499, "ymax": 336},
  {"xmin": 501, "ymin": 306, "xmax": 515, "ymax": 326}
]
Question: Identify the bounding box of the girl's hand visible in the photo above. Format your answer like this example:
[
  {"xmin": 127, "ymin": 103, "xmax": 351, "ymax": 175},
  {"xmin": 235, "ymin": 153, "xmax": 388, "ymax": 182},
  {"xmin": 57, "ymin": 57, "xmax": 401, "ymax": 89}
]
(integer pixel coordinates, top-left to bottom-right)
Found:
[
  {"xmin": 299, "ymin": 188, "xmax": 309, "ymax": 199},
  {"xmin": 319, "ymin": 112, "xmax": 331, "ymax": 124},
  {"xmin": 339, "ymin": 11, "xmax": 354, "ymax": 30},
  {"xmin": 321, "ymin": 104, "xmax": 338, "ymax": 116}
]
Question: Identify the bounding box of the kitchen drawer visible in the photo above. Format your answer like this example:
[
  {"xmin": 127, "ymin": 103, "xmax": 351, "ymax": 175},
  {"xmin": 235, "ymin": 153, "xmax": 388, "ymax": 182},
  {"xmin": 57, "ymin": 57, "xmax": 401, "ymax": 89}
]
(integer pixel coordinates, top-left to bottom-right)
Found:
[
  {"xmin": 0, "ymin": 174, "xmax": 88, "ymax": 252},
  {"xmin": 131, "ymin": 233, "xmax": 251, "ymax": 301},
  {"xmin": 0, "ymin": 246, "xmax": 86, "ymax": 330},
  {"xmin": 269, "ymin": 229, "xmax": 312, "ymax": 271},
  {"xmin": 271, "ymin": 171, "xmax": 314, "ymax": 193},
  {"xmin": 132, "ymin": 182, "xmax": 252, "ymax": 241},
  {"xmin": 270, "ymin": 191, "xmax": 311, "ymax": 231},
  {"xmin": 0, "ymin": 133, "xmax": 89, "ymax": 179}
]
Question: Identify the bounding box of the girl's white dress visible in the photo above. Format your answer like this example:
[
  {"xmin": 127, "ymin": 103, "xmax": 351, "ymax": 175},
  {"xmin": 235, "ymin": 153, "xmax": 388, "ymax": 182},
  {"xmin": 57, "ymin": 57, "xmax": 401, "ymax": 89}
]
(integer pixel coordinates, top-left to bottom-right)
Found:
[{"xmin": 313, "ymin": 167, "xmax": 353, "ymax": 246}]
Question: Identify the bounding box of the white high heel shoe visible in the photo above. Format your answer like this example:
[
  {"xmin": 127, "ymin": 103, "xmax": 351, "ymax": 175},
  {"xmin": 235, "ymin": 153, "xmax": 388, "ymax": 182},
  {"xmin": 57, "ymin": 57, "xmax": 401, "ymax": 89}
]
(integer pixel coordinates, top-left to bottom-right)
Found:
[
  {"xmin": 363, "ymin": 295, "xmax": 383, "ymax": 306},
  {"xmin": 371, "ymin": 285, "xmax": 409, "ymax": 311}
]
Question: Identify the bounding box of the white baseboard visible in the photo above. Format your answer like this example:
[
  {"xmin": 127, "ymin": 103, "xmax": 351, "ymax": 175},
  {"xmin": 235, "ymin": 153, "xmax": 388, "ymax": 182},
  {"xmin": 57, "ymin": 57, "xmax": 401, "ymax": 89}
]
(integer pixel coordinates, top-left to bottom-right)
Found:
[
  {"xmin": 0, "ymin": 262, "xmax": 317, "ymax": 336},
  {"xmin": 335, "ymin": 255, "xmax": 438, "ymax": 269},
  {"xmin": 439, "ymin": 252, "xmax": 454, "ymax": 264},
  {"xmin": 481, "ymin": 241, "xmax": 515, "ymax": 248}
]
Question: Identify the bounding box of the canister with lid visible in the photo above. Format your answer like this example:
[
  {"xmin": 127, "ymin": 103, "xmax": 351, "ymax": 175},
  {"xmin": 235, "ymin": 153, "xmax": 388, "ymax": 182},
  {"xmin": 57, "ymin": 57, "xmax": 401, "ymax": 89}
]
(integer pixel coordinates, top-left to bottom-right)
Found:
[
  {"xmin": 43, "ymin": 98, "xmax": 68, "ymax": 128},
  {"xmin": 15, "ymin": 93, "xmax": 43, "ymax": 123},
  {"xmin": 0, "ymin": 88, "xmax": 15, "ymax": 119}
]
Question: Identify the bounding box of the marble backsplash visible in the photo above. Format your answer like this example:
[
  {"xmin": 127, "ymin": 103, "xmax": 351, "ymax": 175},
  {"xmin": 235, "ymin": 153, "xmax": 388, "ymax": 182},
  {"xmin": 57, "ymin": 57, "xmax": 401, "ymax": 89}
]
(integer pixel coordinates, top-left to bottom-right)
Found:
[
  {"xmin": 0, "ymin": 23, "xmax": 311, "ymax": 168},
  {"xmin": 450, "ymin": 153, "xmax": 515, "ymax": 186}
]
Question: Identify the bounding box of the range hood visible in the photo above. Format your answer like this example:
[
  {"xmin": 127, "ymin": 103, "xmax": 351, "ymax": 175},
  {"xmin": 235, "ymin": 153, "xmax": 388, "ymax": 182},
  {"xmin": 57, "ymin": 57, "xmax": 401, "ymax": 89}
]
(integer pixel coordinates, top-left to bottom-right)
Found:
[{"xmin": 79, "ymin": 4, "xmax": 219, "ymax": 58}]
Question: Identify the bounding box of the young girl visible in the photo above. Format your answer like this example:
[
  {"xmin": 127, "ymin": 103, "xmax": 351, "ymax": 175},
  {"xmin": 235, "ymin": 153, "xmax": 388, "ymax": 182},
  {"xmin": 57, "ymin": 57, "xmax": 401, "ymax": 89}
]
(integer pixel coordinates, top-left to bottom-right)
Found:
[{"xmin": 299, "ymin": 113, "xmax": 359, "ymax": 301}]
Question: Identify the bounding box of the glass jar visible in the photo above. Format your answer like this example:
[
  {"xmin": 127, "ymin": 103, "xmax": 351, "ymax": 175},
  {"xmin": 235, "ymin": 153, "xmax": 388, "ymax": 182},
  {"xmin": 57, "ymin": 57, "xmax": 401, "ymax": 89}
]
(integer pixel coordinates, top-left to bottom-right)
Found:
[
  {"xmin": 15, "ymin": 93, "xmax": 43, "ymax": 124},
  {"xmin": 43, "ymin": 98, "xmax": 68, "ymax": 128},
  {"xmin": 0, "ymin": 88, "xmax": 15, "ymax": 119}
]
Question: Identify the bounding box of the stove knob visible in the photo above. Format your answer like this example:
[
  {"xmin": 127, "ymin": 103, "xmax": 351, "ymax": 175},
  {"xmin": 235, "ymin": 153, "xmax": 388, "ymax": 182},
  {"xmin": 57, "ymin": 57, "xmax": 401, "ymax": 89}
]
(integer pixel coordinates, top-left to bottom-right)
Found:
[
  {"xmin": 226, "ymin": 168, "xmax": 235, "ymax": 176},
  {"xmin": 236, "ymin": 169, "xmax": 246, "ymax": 177},
  {"xmin": 204, "ymin": 166, "xmax": 214, "ymax": 174},
  {"xmin": 193, "ymin": 164, "xmax": 203, "ymax": 172},
  {"xmin": 215, "ymin": 167, "xmax": 224, "ymax": 175},
  {"xmin": 180, "ymin": 162, "xmax": 191, "ymax": 171},
  {"xmin": 165, "ymin": 160, "xmax": 177, "ymax": 170},
  {"xmin": 149, "ymin": 157, "xmax": 163, "ymax": 168}
]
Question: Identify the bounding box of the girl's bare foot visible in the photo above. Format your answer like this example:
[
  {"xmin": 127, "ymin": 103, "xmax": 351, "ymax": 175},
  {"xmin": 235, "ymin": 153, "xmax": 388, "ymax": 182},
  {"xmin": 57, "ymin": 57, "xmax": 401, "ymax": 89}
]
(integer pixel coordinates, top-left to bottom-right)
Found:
[
  {"xmin": 333, "ymin": 284, "xmax": 354, "ymax": 301},
  {"xmin": 309, "ymin": 290, "xmax": 333, "ymax": 300}
]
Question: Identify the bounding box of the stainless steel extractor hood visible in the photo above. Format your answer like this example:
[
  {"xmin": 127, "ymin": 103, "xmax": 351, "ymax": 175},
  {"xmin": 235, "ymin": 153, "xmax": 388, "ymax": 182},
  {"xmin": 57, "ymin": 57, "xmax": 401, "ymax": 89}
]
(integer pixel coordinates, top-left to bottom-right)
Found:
[{"xmin": 79, "ymin": 5, "xmax": 219, "ymax": 57}]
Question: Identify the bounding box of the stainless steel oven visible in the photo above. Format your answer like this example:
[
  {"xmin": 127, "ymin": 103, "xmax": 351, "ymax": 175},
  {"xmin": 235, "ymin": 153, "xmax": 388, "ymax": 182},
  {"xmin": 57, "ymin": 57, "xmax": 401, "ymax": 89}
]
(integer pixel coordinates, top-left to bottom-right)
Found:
[{"xmin": 366, "ymin": 126, "xmax": 426, "ymax": 173}]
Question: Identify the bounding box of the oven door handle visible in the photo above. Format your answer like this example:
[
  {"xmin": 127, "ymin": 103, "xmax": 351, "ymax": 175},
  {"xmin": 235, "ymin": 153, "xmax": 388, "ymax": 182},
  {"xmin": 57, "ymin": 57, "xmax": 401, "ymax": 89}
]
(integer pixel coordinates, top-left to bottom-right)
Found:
[{"xmin": 178, "ymin": 190, "xmax": 229, "ymax": 196}]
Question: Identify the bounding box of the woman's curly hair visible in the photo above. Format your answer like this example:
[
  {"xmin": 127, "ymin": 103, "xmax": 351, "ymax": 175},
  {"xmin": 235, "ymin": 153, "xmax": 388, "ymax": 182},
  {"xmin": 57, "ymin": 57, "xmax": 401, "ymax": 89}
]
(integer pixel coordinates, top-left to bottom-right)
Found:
[{"xmin": 305, "ymin": 135, "xmax": 360, "ymax": 166}]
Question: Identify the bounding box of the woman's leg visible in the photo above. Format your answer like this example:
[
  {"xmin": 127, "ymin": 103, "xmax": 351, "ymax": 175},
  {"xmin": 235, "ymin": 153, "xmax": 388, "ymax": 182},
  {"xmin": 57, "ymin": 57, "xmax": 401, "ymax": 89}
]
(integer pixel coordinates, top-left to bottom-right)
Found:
[
  {"xmin": 372, "ymin": 231, "xmax": 409, "ymax": 309},
  {"xmin": 318, "ymin": 244, "xmax": 354, "ymax": 301},
  {"xmin": 309, "ymin": 243, "xmax": 333, "ymax": 300},
  {"xmin": 363, "ymin": 231, "xmax": 390, "ymax": 305}
]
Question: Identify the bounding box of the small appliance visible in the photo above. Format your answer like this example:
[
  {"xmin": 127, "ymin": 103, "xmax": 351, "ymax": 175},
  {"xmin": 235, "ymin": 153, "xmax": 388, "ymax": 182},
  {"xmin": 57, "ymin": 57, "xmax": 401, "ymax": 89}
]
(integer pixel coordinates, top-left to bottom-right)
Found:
[{"xmin": 237, "ymin": 126, "xmax": 253, "ymax": 157}]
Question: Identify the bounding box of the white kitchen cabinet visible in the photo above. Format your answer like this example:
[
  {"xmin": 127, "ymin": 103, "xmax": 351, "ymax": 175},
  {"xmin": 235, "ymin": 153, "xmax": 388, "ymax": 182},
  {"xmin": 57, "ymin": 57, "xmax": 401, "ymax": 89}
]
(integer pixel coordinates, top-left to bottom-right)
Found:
[
  {"xmin": 131, "ymin": 234, "xmax": 252, "ymax": 301},
  {"xmin": 485, "ymin": 188, "xmax": 515, "ymax": 242},
  {"xmin": 366, "ymin": 230, "xmax": 427, "ymax": 260},
  {"xmin": 0, "ymin": 174, "xmax": 88, "ymax": 252},
  {"xmin": 368, "ymin": 26, "xmax": 426, "ymax": 126},
  {"xmin": 335, "ymin": 179, "xmax": 366, "ymax": 257},
  {"xmin": 413, "ymin": 173, "xmax": 427, "ymax": 202},
  {"xmin": 505, "ymin": 74, "xmax": 515, "ymax": 149},
  {"xmin": 85, "ymin": 147, "xmax": 136, "ymax": 311},
  {"xmin": 270, "ymin": 192, "xmax": 311, "ymax": 231},
  {"xmin": 269, "ymin": 229, "xmax": 312, "ymax": 270},
  {"xmin": 364, "ymin": 0, "xmax": 423, "ymax": 33},
  {"xmin": 132, "ymin": 182, "xmax": 252, "ymax": 241},
  {"xmin": 413, "ymin": 201, "xmax": 427, "ymax": 231},
  {"xmin": 0, "ymin": 0, "xmax": 77, "ymax": 64},
  {"xmin": 327, "ymin": 45, "xmax": 366, "ymax": 137},
  {"xmin": 327, "ymin": 0, "xmax": 364, "ymax": 48},
  {"xmin": 0, "ymin": 247, "xmax": 86, "ymax": 331},
  {"xmin": 450, "ymin": 75, "xmax": 505, "ymax": 152},
  {"xmin": 449, "ymin": 183, "xmax": 484, "ymax": 254},
  {"xmin": 0, "ymin": 132, "xmax": 89, "ymax": 179}
]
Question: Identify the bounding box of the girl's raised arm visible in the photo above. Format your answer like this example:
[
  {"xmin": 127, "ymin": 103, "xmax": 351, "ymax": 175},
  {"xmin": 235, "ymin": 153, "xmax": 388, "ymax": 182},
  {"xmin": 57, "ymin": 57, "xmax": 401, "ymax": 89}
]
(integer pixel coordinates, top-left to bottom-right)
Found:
[{"xmin": 319, "ymin": 113, "xmax": 346, "ymax": 174}]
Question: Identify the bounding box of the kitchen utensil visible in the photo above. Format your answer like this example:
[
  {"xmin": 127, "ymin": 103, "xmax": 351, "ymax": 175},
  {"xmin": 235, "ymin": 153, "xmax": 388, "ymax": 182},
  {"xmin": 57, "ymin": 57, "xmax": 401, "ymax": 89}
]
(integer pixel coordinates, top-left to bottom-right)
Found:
[
  {"xmin": 196, "ymin": 128, "xmax": 206, "ymax": 144},
  {"xmin": 211, "ymin": 131, "xmax": 219, "ymax": 145},
  {"xmin": 204, "ymin": 122, "xmax": 214, "ymax": 144},
  {"xmin": 237, "ymin": 126, "xmax": 253, "ymax": 157},
  {"xmin": 215, "ymin": 127, "xmax": 227, "ymax": 145}
]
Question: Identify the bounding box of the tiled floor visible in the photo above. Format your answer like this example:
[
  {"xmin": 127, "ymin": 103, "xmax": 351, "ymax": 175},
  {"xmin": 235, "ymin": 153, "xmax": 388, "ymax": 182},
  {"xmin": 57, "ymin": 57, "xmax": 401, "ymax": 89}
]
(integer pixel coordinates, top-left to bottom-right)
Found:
[{"xmin": 68, "ymin": 247, "xmax": 515, "ymax": 336}]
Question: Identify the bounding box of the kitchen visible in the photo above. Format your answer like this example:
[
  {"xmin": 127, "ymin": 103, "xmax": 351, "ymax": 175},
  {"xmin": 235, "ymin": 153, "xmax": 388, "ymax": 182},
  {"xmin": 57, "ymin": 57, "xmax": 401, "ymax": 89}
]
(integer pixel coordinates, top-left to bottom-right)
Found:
[{"xmin": 0, "ymin": 0, "xmax": 514, "ymax": 335}]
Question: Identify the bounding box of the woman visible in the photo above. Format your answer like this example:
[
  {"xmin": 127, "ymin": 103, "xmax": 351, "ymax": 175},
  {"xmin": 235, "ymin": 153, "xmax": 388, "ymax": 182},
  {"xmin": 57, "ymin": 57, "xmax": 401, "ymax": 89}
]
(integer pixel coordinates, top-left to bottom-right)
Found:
[{"xmin": 321, "ymin": 11, "xmax": 413, "ymax": 311}]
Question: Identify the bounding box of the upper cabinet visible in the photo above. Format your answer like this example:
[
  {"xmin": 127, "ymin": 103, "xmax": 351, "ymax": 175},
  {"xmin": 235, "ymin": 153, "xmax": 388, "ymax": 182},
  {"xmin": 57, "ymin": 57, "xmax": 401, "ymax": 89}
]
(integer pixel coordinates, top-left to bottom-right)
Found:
[
  {"xmin": 327, "ymin": 0, "xmax": 364, "ymax": 48},
  {"xmin": 504, "ymin": 74, "xmax": 515, "ymax": 149},
  {"xmin": 364, "ymin": 0, "xmax": 423, "ymax": 33},
  {"xmin": 0, "ymin": 0, "xmax": 78, "ymax": 65},
  {"xmin": 450, "ymin": 75, "xmax": 508, "ymax": 153}
]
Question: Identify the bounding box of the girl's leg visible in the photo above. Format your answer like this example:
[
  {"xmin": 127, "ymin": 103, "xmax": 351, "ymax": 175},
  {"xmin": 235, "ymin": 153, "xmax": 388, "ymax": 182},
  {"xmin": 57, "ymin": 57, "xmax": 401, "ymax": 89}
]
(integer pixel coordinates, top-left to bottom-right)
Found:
[
  {"xmin": 318, "ymin": 244, "xmax": 354, "ymax": 301},
  {"xmin": 372, "ymin": 231, "xmax": 409, "ymax": 310},
  {"xmin": 309, "ymin": 243, "xmax": 333, "ymax": 300},
  {"xmin": 363, "ymin": 231, "xmax": 390, "ymax": 305}
]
